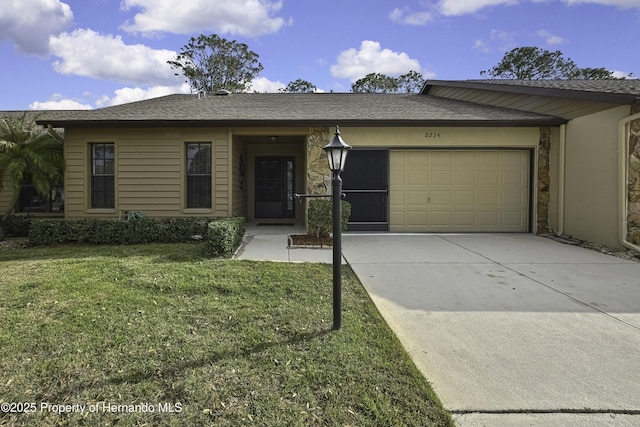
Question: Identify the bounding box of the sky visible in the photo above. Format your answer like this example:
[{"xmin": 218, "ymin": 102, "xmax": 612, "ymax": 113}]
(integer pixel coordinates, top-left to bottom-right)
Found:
[{"xmin": 0, "ymin": 0, "xmax": 638, "ymax": 111}]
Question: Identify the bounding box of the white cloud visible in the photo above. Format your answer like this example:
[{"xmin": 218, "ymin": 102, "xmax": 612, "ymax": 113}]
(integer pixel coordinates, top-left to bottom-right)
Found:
[
  {"xmin": 562, "ymin": 0, "xmax": 640, "ymax": 8},
  {"xmin": 330, "ymin": 41, "xmax": 423, "ymax": 82},
  {"xmin": 389, "ymin": 7, "xmax": 434, "ymax": 25},
  {"xmin": 0, "ymin": 0, "xmax": 72, "ymax": 54},
  {"xmin": 437, "ymin": 0, "xmax": 517, "ymax": 15},
  {"xmin": 49, "ymin": 29, "xmax": 181, "ymax": 86},
  {"xmin": 537, "ymin": 29, "xmax": 565, "ymax": 45},
  {"xmin": 95, "ymin": 83, "xmax": 191, "ymax": 107},
  {"xmin": 121, "ymin": 0, "xmax": 289, "ymax": 36},
  {"xmin": 473, "ymin": 29, "xmax": 517, "ymax": 52},
  {"xmin": 247, "ymin": 77, "xmax": 285, "ymax": 93},
  {"xmin": 435, "ymin": 0, "xmax": 640, "ymax": 16},
  {"xmin": 29, "ymin": 94, "xmax": 93, "ymax": 110}
]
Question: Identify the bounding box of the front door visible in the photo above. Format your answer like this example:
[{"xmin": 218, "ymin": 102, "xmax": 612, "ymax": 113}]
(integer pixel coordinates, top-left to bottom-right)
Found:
[{"xmin": 255, "ymin": 156, "xmax": 295, "ymax": 219}]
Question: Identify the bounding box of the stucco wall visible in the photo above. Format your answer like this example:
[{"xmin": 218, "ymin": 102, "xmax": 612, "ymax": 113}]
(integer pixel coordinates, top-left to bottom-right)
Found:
[
  {"xmin": 64, "ymin": 127, "xmax": 229, "ymax": 218},
  {"xmin": 563, "ymin": 106, "xmax": 630, "ymax": 248}
]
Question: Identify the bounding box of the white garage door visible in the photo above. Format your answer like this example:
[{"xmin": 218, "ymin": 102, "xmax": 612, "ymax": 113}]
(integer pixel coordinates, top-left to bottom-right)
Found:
[{"xmin": 390, "ymin": 150, "xmax": 530, "ymax": 232}]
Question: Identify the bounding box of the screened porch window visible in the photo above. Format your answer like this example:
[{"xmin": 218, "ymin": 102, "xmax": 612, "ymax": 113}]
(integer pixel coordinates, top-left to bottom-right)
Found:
[
  {"xmin": 91, "ymin": 143, "xmax": 114, "ymax": 208},
  {"xmin": 186, "ymin": 142, "xmax": 212, "ymax": 208}
]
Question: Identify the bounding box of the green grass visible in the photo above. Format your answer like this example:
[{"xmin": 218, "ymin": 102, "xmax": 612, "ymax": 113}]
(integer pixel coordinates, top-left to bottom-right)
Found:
[{"xmin": 0, "ymin": 243, "xmax": 452, "ymax": 426}]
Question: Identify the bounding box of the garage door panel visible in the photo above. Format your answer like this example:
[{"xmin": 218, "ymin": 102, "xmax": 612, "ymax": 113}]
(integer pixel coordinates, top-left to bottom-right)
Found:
[
  {"xmin": 455, "ymin": 151, "xmax": 476, "ymax": 166},
  {"xmin": 408, "ymin": 190, "xmax": 428, "ymax": 206},
  {"xmin": 432, "ymin": 170, "xmax": 453, "ymax": 185},
  {"xmin": 478, "ymin": 191, "xmax": 499, "ymax": 206},
  {"xmin": 479, "ymin": 170, "xmax": 499, "ymax": 185},
  {"xmin": 455, "ymin": 190, "xmax": 475, "ymax": 206},
  {"xmin": 408, "ymin": 151, "xmax": 430, "ymax": 166},
  {"xmin": 431, "ymin": 151, "xmax": 454, "ymax": 166},
  {"xmin": 502, "ymin": 190, "xmax": 525, "ymax": 207},
  {"xmin": 455, "ymin": 211, "xmax": 476, "ymax": 225},
  {"xmin": 455, "ymin": 170, "xmax": 475, "ymax": 185},
  {"xmin": 502, "ymin": 151, "xmax": 525, "ymax": 165},
  {"xmin": 407, "ymin": 211, "xmax": 428, "ymax": 225},
  {"xmin": 431, "ymin": 190, "xmax": 452, "ymax": 205},
  {"xmin": 502, "ymin": 211, "xmax": 525, "ymax": 225},
  {"xmin": 478, "ymin": 211, "xmax": 499, "ymax": 225},
  {"xmin": 390, "ymin": 150, "xmax": 530, "ymax": 232},
  {"xmin": 408, "ymin": 170, "xmax": 429, "ymax": 186},
  {"xmin": 478, "ymin": 152, "xmax": 499, "ymax": 166},
  {"xmin": 502, "ymin": 170, "xmax": 525, "ymax": 186},
  {"xmin": 431, "ymin": 211, "xmax": 453, "ymax": 225}
]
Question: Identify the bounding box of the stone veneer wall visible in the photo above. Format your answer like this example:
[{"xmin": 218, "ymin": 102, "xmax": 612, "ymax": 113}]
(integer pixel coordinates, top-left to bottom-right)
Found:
[
  {"xmin": 628, "ymin": 105, "xmax": 640, "ymax": 245},
  {"xmin": 306, "ymin": 127, "xmax": 331, "ymax": 195},
  {"xmin": 537, "ymin": 128, "xmax": 551, "ymax": 234}
]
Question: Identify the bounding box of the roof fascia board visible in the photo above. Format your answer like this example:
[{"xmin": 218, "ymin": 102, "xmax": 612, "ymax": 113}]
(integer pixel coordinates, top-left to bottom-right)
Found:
[{"xmin": 36, "ymin": 118, "xmax": 568, "ymax": 128}]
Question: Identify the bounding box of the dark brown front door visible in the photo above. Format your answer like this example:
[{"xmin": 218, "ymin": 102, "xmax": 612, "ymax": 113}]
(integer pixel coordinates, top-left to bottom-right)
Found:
[{"xmin": 255, "ymin": 156, "xmax": 295, "ymax": 219}]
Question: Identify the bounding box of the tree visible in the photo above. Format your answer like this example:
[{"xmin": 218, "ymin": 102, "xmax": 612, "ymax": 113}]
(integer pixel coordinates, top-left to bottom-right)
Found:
[
  {"xmin": 351, "ymin": 71, "xmax": 425, "ymax": 93},
  {"xmin": 0, "ymin": 113, "xmax": 65, "ymax": 219},
  {"xmin": 571, "ymin": 67, "xmax": 617, "ymax": 80},
  {"xmin": 397, "ymin": 70, "xmax": 426, "ymax": 93},
  {"xmin": 351, "ymin": 73, "xmax": 399, "ymax": 93},
  {"xmin": 279, "ymin": 79, "xmax": 317, "ymax": 93},
  {"xmin": 480, "ymin": 46, "xmax": 620, "ymax": 80},
  {"xmin": 168, "ymin": 34, "xmax": 263, "ymax": 93}
]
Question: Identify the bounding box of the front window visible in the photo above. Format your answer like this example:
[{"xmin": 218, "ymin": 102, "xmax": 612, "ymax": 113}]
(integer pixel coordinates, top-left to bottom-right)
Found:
[
  {"xmin": 91, "ymin": 143, "xmax": 114, "ymax": 208},
  {"xmin": 186, "ymin": 143, "xmax": 212, "ymax": 208}
]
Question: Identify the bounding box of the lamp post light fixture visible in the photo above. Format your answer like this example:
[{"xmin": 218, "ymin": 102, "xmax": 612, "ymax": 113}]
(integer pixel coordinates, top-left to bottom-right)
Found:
[{"xmin": 323, "ymin": 126, "xmax": 351, "ymax": 330}]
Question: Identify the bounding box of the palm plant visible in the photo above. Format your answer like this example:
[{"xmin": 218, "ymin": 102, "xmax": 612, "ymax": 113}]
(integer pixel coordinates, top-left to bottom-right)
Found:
[{"xmin": 0, "ymin": 113, "xmax": 65, "ymax": 219}]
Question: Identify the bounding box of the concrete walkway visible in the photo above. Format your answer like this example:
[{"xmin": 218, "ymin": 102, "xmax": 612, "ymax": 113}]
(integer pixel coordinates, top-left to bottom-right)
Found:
[
  {"xmin": 236, "ymin": 227, "xmax": 640, "ymax": 426},
  {"xmin": 235, "ymin": 223, "xmax": 346, "ymax": 263}
]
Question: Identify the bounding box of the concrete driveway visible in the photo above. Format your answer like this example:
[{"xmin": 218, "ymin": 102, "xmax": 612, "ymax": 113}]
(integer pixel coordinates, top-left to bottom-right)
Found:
[{"xmin": 341, "ymin": 234, "xmax": 640, "ymax": 426}]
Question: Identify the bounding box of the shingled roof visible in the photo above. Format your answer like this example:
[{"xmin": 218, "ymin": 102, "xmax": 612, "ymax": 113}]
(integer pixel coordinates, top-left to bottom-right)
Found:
[
  {"xmin": 35, "ymin": 92, "xmax": 565, "ymax": 128},
  {"xmin": 422, "ymin": 79, "xmax": 640, "ymax": 104}
]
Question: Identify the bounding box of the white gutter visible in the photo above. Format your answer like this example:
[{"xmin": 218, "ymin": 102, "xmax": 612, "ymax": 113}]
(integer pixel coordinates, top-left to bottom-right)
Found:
[
  {"xmin": 557, "ymin": 124, "xmax": 566, "ymax": 235},
  {"xmin": 618, "ymin": 111, "xmax": 640, "ymax": 252}
]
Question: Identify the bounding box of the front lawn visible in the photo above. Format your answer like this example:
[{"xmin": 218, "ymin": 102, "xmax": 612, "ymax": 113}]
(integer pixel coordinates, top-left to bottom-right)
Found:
[{"xmin": 0, "ymin": 243, "xmax": 452, "ymax": 426}]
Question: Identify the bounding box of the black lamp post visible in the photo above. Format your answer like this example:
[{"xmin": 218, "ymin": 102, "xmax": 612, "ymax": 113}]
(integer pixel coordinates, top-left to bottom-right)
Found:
[{"xmin": 323, "ymin": 126, "xmax": 351, "ymax": 330}]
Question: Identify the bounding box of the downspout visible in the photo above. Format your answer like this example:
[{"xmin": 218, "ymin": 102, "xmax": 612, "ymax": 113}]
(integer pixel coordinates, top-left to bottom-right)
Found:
[
  {"xmin": 557, "ymin": 124, "xmax": 566, "ymax": 235},
  {"xmin": 618, "ymin": 111, "xmax": 640, "ymax": 252}
]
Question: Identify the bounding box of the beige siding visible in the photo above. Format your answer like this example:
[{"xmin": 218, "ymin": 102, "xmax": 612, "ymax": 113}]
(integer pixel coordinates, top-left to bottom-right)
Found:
[
  {"xmin": 64, "ymin": 127, "xmax": 230, "ymax": 218},
  {"xmin": 0, "ymin": 185, "xmax": 15, "ymax": 215},
  {"xmin": 117, "ymin": 139, "xmax": 181, "ymax": 216},
  {"xmin": 231, "ymin": 138, "xmax": 248, "ymax": 217},
  {"xmin": 213, "ymin": 138, "xmax": 229, "ymax": 216}
]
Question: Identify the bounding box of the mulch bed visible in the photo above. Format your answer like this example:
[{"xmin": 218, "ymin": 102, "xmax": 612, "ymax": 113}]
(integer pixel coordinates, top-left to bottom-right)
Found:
[{"xmin": 288, "ymin": 234, "xmax": 333, "ymax": 248}]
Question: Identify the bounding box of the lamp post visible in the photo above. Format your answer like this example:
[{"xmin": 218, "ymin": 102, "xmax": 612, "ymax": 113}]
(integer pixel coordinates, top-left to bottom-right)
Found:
[{"xmin": 323, "ymin": 126, "xmax": 351, "ymax": 330}]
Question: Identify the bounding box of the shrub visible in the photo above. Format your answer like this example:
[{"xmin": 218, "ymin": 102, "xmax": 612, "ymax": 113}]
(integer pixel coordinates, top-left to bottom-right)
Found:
[
  {"xmin": 307, "ymin": 198, "xmax": 351, "ymax": 237},
  {"xmin": 1, "ymin": 215, "xmax": 32, "ymax": 237},
  {"xmin": 28, "ymin": 217, "xmax": 234, "ymax": 247},
  {"xmin": 203, "ymin": 217, "xmax": 246, "ymax": 258}
]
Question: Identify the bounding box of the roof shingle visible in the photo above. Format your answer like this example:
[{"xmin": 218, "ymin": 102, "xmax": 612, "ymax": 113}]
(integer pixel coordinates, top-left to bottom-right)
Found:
[{"xmin": 35, "ymin": 93, "xmax": 565, "ymax": 128}]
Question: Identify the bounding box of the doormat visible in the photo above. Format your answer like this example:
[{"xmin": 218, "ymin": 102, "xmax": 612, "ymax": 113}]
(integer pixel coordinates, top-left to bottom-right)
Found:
[{"xmin": 256, "ymin": 223, "xmax": 294, "ymax": 226}]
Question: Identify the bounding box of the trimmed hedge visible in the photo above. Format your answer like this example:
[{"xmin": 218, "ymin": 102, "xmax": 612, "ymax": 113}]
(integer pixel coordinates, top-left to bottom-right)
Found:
[
  {"xmin": 0, "ymin": 215, "xmax": 32, "ymax": 237},
  {"xmin": 307, "ymin": 198, "xmax": 351, "ymax": 237},
  {"xmin": 28, "ymin": 216, "xmax": 238, "ymax": 248},
  {"xmin": 203, "ymin": 217, "xmax": 246, "ymax": 258}
]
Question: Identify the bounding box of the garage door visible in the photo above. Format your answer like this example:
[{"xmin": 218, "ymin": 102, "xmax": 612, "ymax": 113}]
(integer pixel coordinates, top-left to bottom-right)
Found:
[{"xmin": 390, "ymin": 150, "xmax": 530, "ymax": 232}]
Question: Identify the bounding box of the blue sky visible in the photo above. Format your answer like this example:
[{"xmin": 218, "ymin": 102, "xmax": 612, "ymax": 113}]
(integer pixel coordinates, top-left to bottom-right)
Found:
[{"xmin": 0, "ymin": 0, "xmax": 638, "ymax": 110}]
